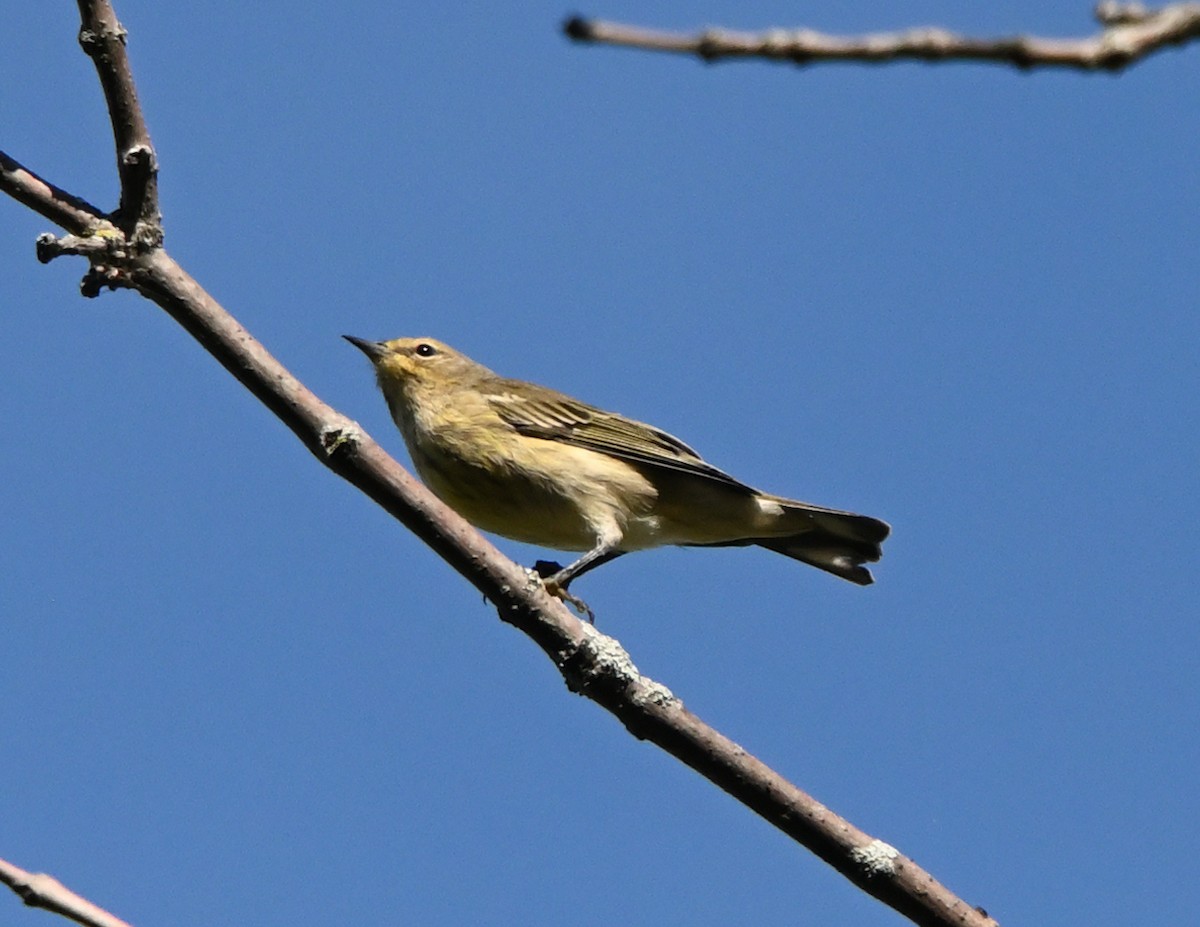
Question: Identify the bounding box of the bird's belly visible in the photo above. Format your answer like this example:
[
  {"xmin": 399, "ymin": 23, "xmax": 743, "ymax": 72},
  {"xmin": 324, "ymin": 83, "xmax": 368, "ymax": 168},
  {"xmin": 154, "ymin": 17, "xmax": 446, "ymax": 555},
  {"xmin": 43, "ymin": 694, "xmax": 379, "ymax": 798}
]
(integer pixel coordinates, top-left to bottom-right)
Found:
[
  {"xmin": 422, "ymin": 460, "xmax": 596, "ymax": 550},
  {"xmin": 410, "ymin": 432, "xmax": 656, "ymax": 552}
]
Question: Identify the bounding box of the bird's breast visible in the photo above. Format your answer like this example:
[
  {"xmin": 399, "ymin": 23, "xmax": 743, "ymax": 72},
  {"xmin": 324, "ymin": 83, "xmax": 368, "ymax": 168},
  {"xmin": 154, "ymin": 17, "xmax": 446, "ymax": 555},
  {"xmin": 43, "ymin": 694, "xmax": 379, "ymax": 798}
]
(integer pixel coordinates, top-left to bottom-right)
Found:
[{"xmin": 398, "ymin": 399, "xmax": 657, "ymax": 552}]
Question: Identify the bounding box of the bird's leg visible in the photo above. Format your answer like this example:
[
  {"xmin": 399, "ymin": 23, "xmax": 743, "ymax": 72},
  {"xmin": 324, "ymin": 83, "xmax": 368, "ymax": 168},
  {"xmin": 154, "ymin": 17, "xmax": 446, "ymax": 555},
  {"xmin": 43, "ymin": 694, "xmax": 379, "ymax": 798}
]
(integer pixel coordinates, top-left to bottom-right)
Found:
[
  {"xmin": 535, "ymin": 544, "xmax": 626, "ymax": 622},
  {"xmin": 546, "ymin": 544, "xmax": 626, "ymax": 589},
  {"xmin": 533, "ymin": 548, "xmax": 626, "ymax": 587}
]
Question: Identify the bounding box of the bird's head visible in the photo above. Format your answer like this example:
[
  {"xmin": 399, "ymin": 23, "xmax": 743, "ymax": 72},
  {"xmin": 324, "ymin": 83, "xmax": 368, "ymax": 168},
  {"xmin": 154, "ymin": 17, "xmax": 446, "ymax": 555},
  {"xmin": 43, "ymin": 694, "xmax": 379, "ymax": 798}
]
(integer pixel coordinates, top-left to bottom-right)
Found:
[{"xmin": 343, "ymin": 336, "xmax": 490, "ymax": 396}]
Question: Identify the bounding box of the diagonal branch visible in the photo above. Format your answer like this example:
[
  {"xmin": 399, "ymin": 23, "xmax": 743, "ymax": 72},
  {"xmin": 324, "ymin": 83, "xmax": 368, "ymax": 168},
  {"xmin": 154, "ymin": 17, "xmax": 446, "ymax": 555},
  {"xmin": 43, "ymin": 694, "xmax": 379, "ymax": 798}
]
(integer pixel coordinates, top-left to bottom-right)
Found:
[
  {"xmin": 0, "ymin": 152, "xmax": 108, "ymax": 236},
  {"xmin": 137, "ymin": 239, "xmax": 998, "ymax": 927},
  {"xmin": 564, "ymin": 2, "xmax": 1200, "ymax": 72},
  {"xmin": 0, "ymin": 857, "xmax": 132, "ymax": 927},
  {"xmin": 1, "ymin": 4, "xmax": 998, "ymax": 927}
]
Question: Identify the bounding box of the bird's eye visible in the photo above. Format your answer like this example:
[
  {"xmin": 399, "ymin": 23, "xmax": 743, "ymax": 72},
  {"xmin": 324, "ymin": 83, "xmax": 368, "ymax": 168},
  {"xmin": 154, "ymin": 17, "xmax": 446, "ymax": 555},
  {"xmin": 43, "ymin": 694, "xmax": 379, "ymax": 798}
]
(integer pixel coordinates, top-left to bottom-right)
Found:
[{"xmin": 414, "ymin": 343, "xmax": 438, "ymax": 358}]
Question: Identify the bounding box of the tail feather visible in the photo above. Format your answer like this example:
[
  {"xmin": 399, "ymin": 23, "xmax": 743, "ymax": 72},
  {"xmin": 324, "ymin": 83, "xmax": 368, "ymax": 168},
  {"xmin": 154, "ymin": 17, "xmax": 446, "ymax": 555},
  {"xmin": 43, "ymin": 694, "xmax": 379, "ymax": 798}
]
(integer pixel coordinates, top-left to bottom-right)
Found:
[
  {"xmin": 701, "ymin": 499, "xmax": 890, "ymax": 585},
  {"xmin": 755, "ymin": 533, "xmax": 881, "ymax": 585}
]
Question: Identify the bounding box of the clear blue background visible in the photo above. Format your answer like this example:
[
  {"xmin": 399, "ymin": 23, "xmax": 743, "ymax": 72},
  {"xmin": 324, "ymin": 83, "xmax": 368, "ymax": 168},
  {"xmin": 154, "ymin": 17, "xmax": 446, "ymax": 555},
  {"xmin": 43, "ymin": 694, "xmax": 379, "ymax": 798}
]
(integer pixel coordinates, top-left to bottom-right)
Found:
[{"xmin": 3, "ymin": 3, "xmax": 1196, "ymax": 925}]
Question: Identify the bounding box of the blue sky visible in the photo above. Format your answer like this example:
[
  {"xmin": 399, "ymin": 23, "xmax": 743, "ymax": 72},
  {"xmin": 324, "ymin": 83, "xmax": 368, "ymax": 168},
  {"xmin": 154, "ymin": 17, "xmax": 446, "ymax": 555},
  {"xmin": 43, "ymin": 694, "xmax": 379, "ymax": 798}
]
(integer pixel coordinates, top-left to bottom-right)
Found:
[{"xmin": 3, "ymin": 3, "xmax": 1197, "ymax": 925}]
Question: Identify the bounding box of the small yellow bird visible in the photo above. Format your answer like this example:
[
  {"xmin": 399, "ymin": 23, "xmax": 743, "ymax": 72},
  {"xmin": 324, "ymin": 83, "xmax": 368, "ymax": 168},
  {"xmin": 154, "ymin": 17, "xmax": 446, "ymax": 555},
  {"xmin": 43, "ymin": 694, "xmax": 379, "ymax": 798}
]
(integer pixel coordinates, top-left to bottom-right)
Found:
[{"xmin": 346, "ymin": 336, "xmax": 889, "ymax": 614}]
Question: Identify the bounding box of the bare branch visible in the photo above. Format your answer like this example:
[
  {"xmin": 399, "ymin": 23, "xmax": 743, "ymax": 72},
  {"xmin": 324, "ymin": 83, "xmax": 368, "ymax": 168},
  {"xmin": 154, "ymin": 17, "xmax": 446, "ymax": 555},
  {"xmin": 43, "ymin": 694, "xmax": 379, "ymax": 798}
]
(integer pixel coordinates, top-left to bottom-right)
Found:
[
  {"xmin": 30, "ymin": 242, "xmax": 1004, "ymax": 927},
  {"xmin": 560, "ymin": 629, "xmax": 999, "ymax": 927},
  {"xmin": 0, "ymin": 152, "xmax": 107, "ymax": 236},
  {"xmin": 126, "ymin": 240, "xmax": 998, "ymax": 927},
  {"xmin": 2, "ymin": 6, "xmax": 1001, "ymax": 927},
  {"xmin": 76, "ymin": 0, "xmax": 160, "ymax": 244},
  {"xmin": 0, "ymin": 857, "xmax": 133, "ymax": 927},
  {"xmin": 564, "ymin": 2, "xmax": 1200, "ymax": 71}
]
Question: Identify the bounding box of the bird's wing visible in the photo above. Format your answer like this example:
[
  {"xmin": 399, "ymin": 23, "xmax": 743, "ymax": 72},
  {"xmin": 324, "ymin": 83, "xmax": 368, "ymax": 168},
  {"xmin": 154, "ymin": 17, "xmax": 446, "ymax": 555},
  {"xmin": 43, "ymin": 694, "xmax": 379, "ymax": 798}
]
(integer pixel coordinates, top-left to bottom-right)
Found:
[{"xmin": 487, "ymin": 383, "xmax": 755, "ymax": 493}]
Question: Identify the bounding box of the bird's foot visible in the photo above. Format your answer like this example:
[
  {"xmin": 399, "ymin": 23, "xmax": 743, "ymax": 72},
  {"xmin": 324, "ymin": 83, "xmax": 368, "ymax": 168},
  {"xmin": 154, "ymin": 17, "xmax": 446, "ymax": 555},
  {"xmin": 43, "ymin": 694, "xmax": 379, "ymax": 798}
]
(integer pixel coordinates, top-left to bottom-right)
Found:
[
  {"xmin": 545, "ymin": 581, "xmax": 596, "ymax": 623},
  {"xmin": 532, "ymin": 561, "xmax": 595, "ymax": 623}
]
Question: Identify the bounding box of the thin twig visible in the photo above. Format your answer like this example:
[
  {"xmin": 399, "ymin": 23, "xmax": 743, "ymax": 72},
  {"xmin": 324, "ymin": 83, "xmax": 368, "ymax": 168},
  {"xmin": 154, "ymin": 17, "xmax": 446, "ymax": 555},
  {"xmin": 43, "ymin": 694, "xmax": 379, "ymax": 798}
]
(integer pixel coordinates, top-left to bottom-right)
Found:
[
  {"xmin": 564, "ymin": 2, "xmax": 1200, "ymax": 71},
  {"xmin": 0, "ymin": 152, "xmax": 107, "ymax": 236},
  {"xmin": 0, "ymin": 858, "xmax": 132, "ymax": 927},
  {"xmin": 2, "ymin": 4, "xmax": 1000, "ymax": 927}
]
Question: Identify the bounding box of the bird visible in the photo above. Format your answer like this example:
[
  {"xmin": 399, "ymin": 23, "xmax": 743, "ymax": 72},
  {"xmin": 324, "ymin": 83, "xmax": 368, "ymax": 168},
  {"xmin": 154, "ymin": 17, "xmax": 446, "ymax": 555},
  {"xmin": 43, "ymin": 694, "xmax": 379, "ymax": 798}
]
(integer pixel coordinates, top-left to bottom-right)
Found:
[{"xmin": 345, "ymin": 335, "xmax": 889, "ymax": 616}]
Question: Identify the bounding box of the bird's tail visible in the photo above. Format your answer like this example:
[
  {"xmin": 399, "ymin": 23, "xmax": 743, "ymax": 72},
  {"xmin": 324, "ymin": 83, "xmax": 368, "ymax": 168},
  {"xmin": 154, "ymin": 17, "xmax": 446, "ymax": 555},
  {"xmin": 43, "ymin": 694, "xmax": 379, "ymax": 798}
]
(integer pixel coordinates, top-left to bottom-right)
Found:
[
  {"xmin": 757, "ymin": 496, "xmax": 889, "ymax": 585},
  {"xmin": 697, "ymin": 495, "xmax": 889, "ymax": 585}
]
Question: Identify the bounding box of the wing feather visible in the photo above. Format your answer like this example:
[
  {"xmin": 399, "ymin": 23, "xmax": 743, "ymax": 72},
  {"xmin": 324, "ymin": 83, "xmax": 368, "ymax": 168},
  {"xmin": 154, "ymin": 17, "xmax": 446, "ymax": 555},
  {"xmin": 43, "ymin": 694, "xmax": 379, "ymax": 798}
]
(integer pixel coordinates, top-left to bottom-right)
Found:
[{"xmin": 487, "ymin": 384, "xmax": 754, "ymax": 493}]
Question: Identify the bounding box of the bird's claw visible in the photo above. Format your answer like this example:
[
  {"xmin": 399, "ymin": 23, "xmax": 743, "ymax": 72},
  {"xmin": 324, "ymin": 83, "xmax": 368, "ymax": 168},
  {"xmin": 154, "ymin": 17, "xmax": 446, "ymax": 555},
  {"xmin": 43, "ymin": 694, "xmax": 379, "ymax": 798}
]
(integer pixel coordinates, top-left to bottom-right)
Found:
[
  {"xmin": 529, "ymin": 561, "xmax": 595, "ymax": 621},
  {"xmin": 526, "ymin": 574, "xmax": 590, "ymax": 624},
  {"xmin": 545, "ymin": 581, "xmax": 595, "ymax": 623}
]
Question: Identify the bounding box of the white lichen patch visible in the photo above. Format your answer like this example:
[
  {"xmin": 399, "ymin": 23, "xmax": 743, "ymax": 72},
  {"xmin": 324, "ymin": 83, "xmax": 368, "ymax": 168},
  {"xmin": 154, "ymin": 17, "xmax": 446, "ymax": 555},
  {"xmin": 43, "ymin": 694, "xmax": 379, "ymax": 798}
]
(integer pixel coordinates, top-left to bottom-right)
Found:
[
  {"xmin": 850, "ymin": 839, "xmax": 900, "ymax": 877},
  {"xmin": 579, "ymin": 624, "xmax": 641, "ymax": 681},
  {"xmin": 632, "ymin": 677, "xmax": 679, "ymax": 709},
  {"xmin": 575, "ymin": 625, "xmax": 680, "ymax": 708}
]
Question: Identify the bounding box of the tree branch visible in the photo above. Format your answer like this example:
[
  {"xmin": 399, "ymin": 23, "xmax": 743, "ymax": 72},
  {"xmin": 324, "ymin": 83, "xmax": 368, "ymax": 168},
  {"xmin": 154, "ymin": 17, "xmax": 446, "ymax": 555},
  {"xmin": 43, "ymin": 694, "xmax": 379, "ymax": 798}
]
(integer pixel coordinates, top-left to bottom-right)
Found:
[
  {"xmin": 564, "ymin": 2, "xmax": 1200, "ymax": 72},
  {"xmin": 1, "ymin": 4, "xmax": 999, "ymax": 927},
  {"xmin": 0, "ymin": 152, "xmax": 108, "ymax": 236},
  {"xmin": 75, "ymin": 0, "xmax": 160, "ymax": 246},
  {"xmin": 0, "ymin": 857, "xmax": 132, "ymax": 927}
]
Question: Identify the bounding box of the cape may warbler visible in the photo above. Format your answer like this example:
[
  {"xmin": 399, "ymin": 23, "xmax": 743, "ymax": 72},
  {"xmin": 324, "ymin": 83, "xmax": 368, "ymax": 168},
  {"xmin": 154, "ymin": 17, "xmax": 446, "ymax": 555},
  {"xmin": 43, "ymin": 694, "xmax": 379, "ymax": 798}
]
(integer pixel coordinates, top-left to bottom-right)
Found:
[{"xmin": 346, "ymin": 336, "xmax": 888, "ymax": 612}]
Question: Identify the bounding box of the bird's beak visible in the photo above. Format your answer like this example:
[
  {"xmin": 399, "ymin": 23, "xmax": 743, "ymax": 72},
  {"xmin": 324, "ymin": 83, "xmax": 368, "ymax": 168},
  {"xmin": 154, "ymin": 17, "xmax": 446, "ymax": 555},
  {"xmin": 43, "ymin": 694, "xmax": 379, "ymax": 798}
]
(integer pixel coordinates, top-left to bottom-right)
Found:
[{"xmin": 343, "ymin": 335, "xmax": 387, "ymax": 361}]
